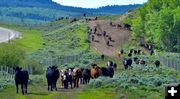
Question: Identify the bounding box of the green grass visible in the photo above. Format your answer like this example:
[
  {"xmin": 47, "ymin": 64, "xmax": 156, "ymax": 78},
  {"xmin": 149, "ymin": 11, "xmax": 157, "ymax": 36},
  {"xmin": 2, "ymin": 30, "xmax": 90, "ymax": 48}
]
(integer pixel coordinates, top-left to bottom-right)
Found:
[
  {"xmin": 76, "ymin": 88, "xmax": 116, "ymax": 99},
  {"xmin": 14, "ymin": 29, "xmax": 42, "ymax": 53},
  {"xmin": 0, "ymin": 23, "xmax": 42, "ymax": 53},
  {"xmin": 0, "ymin": 85, "xmax": 61, "ymax": 99},
  {"xmin": 0, "ymin": 83, "xmax": 117, "ymax": 99},
  {"xmin": 117, "ymin": 86, "xmax": 164, "ymax": 99},
  {"xmin": 29, "ymin": 20, "xmax": 89, "ymax": 63}
]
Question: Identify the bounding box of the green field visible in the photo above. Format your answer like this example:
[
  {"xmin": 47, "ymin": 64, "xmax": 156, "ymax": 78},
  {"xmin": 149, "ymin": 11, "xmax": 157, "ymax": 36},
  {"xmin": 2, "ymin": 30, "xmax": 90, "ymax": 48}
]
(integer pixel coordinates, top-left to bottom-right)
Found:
[{"xmin": 0, "ymin": 23, "xmax": 42, "ymax": 53}]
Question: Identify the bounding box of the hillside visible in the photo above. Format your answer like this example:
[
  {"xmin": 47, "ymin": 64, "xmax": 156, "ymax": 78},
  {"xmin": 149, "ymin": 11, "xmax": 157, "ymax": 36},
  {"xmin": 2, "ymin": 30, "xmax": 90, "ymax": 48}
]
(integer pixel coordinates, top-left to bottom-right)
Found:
[
  {"xmin": 123, "ymin": 0, "xmax": 180, "ymax": 52},
  {"xmin": 0, "ymin": 0, "xmax": 141, "ymax": 25}
]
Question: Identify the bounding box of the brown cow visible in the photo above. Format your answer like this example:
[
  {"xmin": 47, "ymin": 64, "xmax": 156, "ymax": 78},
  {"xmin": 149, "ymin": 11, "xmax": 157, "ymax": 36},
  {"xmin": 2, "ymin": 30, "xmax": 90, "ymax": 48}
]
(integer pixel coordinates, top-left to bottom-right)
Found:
[
  {"xmin": 72, "ymin": 68, "xmax": 82, "ymax": 88},
  {"xmin": 90, "ymin": 64, "xmax": 102, "ymax": 79}
]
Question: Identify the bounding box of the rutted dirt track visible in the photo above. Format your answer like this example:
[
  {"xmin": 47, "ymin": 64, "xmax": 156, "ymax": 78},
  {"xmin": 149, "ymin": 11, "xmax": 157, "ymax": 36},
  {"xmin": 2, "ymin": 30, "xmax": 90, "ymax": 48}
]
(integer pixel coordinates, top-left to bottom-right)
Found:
[{"xmin": 88, "ymin": 20, "xmax": 130, "ymax": 58}]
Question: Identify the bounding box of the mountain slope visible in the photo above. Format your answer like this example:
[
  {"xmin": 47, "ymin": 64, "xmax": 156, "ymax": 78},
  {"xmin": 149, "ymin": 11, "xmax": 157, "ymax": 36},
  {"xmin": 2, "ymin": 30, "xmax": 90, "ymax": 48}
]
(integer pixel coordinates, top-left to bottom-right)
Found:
[{"xmin": 0, "ymin": 0, "xmax": 141, "ymax": 25}]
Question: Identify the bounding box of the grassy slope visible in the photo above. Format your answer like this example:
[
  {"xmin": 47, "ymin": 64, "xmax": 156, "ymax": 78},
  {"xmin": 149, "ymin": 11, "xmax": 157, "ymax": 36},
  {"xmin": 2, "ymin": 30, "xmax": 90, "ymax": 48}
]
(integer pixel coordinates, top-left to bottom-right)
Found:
[{"xmin": 29, "ymin": 20, "xmax": 89, "ymax": 62}]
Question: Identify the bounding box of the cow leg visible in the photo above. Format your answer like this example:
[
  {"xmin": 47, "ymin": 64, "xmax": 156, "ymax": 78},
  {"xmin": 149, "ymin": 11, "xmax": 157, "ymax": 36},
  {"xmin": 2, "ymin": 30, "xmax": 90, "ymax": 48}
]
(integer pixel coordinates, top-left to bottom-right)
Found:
[
  {"xmin": 55, "ymin": 81, "xmax": 57, "ymax": 91},
  {"xmin": 21, "ymin": 84, "xmax": 24, "ymax": 95},
  {"xmin": 67, "ymin": 81, "xmax": 69, "ymax": 89},
  {"xmin": 47, "ymin": 81, "xmax": 50, "ymax": 91},
  {"xmin": 51, "ymin": 83, "xmax": 53, "ymax": 91},
  {"xmin": 63, "ymin": 80, "xmax": 66, "ymax": 89},
  {"xmin": 25, "ymin": 83, "xmax": 28, "ymax": 94},
  {"xmin": 87, "ymin": 77, "xmax": 89, "ymax": 84},
  {"xmin": 77, "ymin": 78, "xmax": 79, "ymax": 88},
  {"xmin": 61, "ymin": 79, "xmax": 64, "ymax": 88},
  {"xmin": 16, "ymin": 83, "xmax": 18, "ymax": 93},
  {"xmin": 74, "ymin": 79, "xmax": 76, "ymax": 88},
  {"xmin": 80, "ymin": 78, "xmax": 83, "ymax": 84},
  {"xmin": 64, "ymin": 80, "xmax": 67, "ymax": 89},
  {"xmin": 70, "ymin": 81, "xmax": 73, "ymax": 89}
]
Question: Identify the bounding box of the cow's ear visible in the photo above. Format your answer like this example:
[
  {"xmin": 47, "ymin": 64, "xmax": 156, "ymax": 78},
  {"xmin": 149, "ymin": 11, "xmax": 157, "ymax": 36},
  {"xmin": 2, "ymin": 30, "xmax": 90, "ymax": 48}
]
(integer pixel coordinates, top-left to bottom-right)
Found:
[{"xmin": 19, "ymin": 67, "xmax": 22, "ymax": 70}]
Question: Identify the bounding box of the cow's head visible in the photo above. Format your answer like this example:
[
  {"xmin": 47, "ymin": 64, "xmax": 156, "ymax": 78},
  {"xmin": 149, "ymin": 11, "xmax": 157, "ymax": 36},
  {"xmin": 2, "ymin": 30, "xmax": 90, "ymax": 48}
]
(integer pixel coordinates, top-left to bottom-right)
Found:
[{"xmin": 13, "ymin": 66, "xmax": 22, "ymax": 72}]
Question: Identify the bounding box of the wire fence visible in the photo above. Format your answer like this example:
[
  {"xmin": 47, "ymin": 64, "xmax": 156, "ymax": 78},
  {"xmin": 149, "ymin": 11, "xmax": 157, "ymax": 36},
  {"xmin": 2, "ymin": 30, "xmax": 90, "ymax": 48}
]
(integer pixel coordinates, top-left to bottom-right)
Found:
[
  {"xmin": 155, "ymin": 50, "xmax": 180, "ymax": 70},
  {"xmin": 40, "ymin": 49, "xmax": 89, "ymax": 67},
  {"xmin": 0, "ymin": 66, "xmax": 34, "ymax": 80}
]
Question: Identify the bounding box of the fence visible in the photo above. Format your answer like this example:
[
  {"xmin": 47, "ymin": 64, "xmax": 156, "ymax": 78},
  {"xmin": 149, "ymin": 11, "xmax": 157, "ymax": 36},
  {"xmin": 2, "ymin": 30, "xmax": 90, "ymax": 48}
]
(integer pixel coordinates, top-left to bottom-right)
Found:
[
  {"xmin": 155, "ymin": 50, "xmax": 180, "ymax": 70},
  {"xmin": 0, "ymin": 66, "xmax": 34, "ymax": 80},
  {"xmin": 40, "ymin": 49, "xmax": 88, "ymax": 67},
  {"xmin": 0, "ymin": 66, "xmax": 14, "ymax": 80}
]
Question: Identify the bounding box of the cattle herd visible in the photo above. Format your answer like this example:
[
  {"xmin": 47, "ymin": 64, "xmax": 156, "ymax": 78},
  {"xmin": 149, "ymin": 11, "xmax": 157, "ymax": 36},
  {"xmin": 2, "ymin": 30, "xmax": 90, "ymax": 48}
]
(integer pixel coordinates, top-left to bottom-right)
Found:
[
  {"xmin": 13, "ymin": 60, "xmax": 117, "ymax": 94},
  {"xmin": 88, "ymin": 24, "xmax": 116, "ymax": 47},
  {"xmin": 13, "ymin": 17, "xmax": 161, "ymax": 95},
  {"xmin": 122, "ymin": 43, "xmax": 161, "ymax": 70},
  {"xmin": 14, "ymin": 45, "xmax": 161, "ymax": 95}
]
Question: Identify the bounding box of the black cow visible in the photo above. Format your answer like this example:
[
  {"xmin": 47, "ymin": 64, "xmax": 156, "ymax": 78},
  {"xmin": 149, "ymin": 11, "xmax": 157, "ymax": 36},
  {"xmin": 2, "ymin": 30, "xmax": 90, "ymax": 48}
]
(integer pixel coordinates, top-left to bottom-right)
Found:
[
  {"xmin": 46, "ymin": 66, "xmax": 60, "ymax": 91},
  {"xmin": 137, "ymin": 49, "xmax": 141, "ymax": 54},
  {"xmin": 94, "ymin": 27, "xmax": 97, "ymax": 34},
  {"xmin": 121, "ymin": 49, "xmax": 124, "ymax": 54},
  {"xmin": 92, "ymin": 35, "xmax": 95, "ymax": 41},
  {"xmin": 101, "ymin": 67, "xmax": 114, "ymax": 78},
  {"xmin": 123, "ymin": 58, "xmax": 133, "ymax": 70},
  {"xmin": 124, "ymin": 24, "xmax": 131, "ymax": 30},
  {"xmin": 155, "ymin": 60, "xmax": 160, "ymax": 67},
  {"xmin": 66, "ymin": 68, "xmax": 74, "ymax": 89},
  {"xmin": 107, "ymin": 66, "xmax": 114, "ymax": 78},
  {"xmin": 128, "ymin": 53, "xmax": 132, "ymax": 57},
  {"xmin": 82, "ymin": 69, "xmax": 91, "ymax": 84},
  {"xmin": 14, "ymin": 67, "xmax": 29, "ymax": 95},
  {"xmin": 113, "ymin": 63, "xmax": 117, "ymax": 70},
  {"xmin": 134, "ymin": 50, "xmax": 137, "ymax": 55},
  {"xmin": 101, "ymin": 54, "xmax": 105, "ymax": 60},
  {"xmin": 150, "ymin": 50, "xmax": 154, "ymax": 55},
  {"xmin": 103, "ymin": 31, "xmax": 106, "ymax": 36},
  {"xmin": 130, "ymin": 49, "xmax": 133, "ymax": 54},
  {"xmin": 133, "ymin": 57, "xmax": 139, "ymax": 62}
]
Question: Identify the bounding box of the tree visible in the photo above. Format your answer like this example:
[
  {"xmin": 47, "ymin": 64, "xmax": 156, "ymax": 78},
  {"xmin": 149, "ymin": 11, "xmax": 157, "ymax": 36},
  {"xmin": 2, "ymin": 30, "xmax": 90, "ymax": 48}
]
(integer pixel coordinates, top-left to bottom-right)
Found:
[{"xmin": 0, "ymin": 44, "xmax": 25, "ymax": 67}]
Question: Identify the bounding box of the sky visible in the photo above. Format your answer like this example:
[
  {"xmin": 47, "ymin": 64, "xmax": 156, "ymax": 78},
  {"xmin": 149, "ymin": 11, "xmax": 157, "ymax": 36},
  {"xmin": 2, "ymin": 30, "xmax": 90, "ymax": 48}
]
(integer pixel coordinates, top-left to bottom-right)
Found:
[{"xmin": 52, "ymin": 0, "xmax": 148, "ymax": 8}]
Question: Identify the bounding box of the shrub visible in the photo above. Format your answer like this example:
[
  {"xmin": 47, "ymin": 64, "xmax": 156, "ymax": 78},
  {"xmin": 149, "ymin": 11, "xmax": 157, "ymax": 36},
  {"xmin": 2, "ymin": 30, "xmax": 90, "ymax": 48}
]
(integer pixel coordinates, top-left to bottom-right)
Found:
[
  {"xmin": 88, "ymin": 65, "xmax": 180, "ymax": 89},
  {"xmin": 0, "ymin": 44, "xmax": 25, "ymax": 67}
]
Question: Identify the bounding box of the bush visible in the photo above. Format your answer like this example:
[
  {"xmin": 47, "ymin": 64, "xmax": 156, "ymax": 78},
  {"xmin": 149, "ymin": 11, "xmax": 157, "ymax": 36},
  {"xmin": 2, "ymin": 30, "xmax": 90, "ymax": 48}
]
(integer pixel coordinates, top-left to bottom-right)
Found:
[
  {"xmin": 0, "ymin": 44, "xmax": 25, "ymax": 67},
  {"xmin": 0, "ymin": 79, "xmax": 14, "ymax": 91},
  {"xmin": 88, "ymin": 65, "xmax": 180, "ymax": 89}
]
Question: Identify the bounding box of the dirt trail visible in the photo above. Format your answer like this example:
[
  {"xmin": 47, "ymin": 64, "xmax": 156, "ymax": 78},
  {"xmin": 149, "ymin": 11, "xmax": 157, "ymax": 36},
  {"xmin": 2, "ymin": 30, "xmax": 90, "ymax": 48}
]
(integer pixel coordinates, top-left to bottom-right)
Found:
[{"xmin": 88, "ymin": 20, "xmax": 130, "ymax": 58}]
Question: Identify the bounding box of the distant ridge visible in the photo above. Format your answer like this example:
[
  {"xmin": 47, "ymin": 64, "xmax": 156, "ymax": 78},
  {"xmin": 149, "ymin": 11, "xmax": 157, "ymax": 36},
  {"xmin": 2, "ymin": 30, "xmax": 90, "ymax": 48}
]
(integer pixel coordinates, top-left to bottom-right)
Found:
[{"xmin": 0, "ymin": 0, "xmax": 141, "ymax": 25}]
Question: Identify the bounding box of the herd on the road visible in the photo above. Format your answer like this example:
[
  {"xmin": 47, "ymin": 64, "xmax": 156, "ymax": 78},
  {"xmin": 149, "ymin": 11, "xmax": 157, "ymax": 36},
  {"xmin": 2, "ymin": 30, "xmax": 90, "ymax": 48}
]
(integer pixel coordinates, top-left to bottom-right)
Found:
[
  {"xmin": 14, "ymin": 45, "xmax": 161, "ymax": 95},
  {"xmin": 14, "ymin": 60, "xmax": 117, "ymax": 95},
  {"xmin": 13, "ymin": 16, "xmax": 161, "ymax": 95},
  {"xmin": 87, "ymin": 18, "xmax": 131, "ymax": 47}
]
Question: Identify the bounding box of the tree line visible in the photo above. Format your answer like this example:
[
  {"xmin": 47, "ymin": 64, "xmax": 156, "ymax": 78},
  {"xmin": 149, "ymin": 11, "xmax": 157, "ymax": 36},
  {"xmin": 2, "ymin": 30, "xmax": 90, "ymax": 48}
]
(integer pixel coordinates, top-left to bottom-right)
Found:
[{"xmin": 124, "ymin": 0, "xmax": 180, "ymax": 52}]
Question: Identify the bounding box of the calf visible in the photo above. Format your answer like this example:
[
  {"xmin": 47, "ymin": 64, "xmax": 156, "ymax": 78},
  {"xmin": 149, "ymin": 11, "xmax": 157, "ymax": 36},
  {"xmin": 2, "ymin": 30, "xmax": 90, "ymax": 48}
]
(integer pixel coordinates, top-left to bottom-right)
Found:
[{"xmin": 14, "ymin": 67, "xmax": 29, "ymax": 95}]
